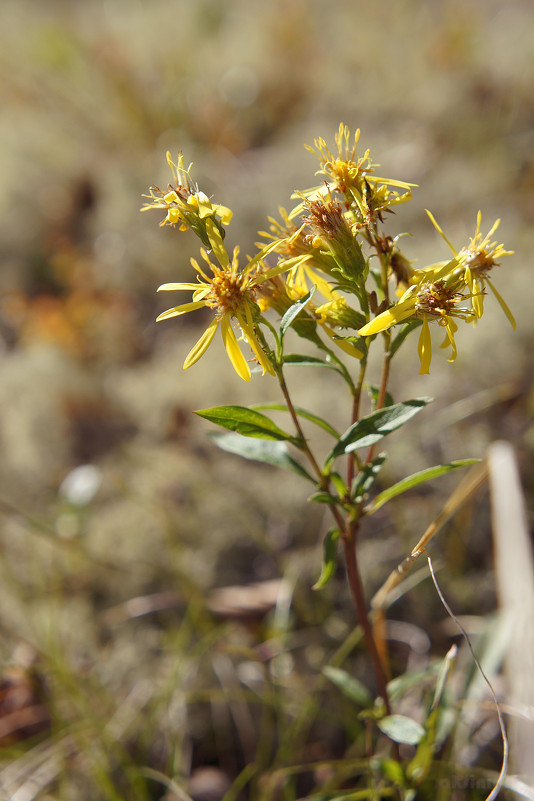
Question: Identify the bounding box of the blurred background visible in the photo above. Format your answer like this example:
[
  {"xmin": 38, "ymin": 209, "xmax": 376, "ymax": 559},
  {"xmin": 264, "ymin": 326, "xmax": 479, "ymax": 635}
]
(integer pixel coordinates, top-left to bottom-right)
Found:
[{"xmin": 0, "ymin": 1, "xmax": 533, "ymax": 799}]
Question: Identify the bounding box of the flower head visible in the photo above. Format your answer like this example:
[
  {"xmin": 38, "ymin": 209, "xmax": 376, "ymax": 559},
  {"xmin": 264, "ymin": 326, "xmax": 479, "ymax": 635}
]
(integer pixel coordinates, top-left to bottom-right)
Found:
[
  {"xmin": 358, "ymin": 262, "xmax": 473, "ymax": 374},
  {"xmin": 293, "ymin": 124, "xmax": 415, "ymax": 226},
  {"xmin": 157, "ymin": 218, "xmax": 302, "ymax": 381},
  {"xmin": 426, "ymin": 210, "xmax": 515, "ymax": 327},
  {"xmin": 142, "ymin": 152, "xmax": 232, "ymax": 249}
]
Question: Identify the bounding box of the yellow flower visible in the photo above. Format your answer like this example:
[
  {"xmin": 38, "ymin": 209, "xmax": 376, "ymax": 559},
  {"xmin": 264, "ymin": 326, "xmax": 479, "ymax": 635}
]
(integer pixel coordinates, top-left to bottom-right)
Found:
[
  {"xmin": 358, "ymin": 266, "xmax": 473, "ymax": 374},
  {"xmin": 293, "ymin": 124, "xmax": 415, "ymax": 224},
  {"xmin": 258, "ymin": 206, "xmax": 336, "ymax": 275},
  {"xmin": 306, "ymin": 124, "xmax": 379, "ymax": 196},
  {"xmin": 142, "ymin": 152, "xmax": 232, "ymax": 247},
  {"xmin": 314, "ymin": 298, "xmax": 365, "ymax": 359},
  {"xmin": 426, "ymin": 210, "xmax": 515, "ymax": 328},
  {"xmin": 157, "ymin": 219, "xmax": 299, "ymax": 381}
]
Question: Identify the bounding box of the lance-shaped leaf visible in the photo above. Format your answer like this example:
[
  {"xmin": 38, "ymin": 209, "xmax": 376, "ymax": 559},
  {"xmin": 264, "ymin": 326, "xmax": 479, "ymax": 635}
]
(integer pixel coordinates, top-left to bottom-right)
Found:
[
  {"xmin": 195, "ymin": 405, "xmax": 295, "ymax": 441},
  {"xmin": 209, "ymin": 432, "xmax": 314, "ymax": 482},
  {"xmin": 324, "ymin": 398, "xmax": 432, "ymax": 471},
  {"xmin": 366, "ymin": 459, "xmax": 481, "ymax": 514},
  {"xmin": 251, "ymin": 402, "xmax": 340, "ymax": 438},
  {"xmin": 308, "ymin": 491, "xmax": 341, "ymax": 506},
  {"xmin": 280, "ymin": 286, "xmax": 316, "ymax": 338},
  {"xmin": 322, "ymin": 666, "xmax": 374, "ymax": 707},
  {"xmin": 352, "ymin": 454, "xmax": 387, "ymax": 503},
  {"xmin": 313, "ymin": 529, "xmax": 340, "ymax": 590}
]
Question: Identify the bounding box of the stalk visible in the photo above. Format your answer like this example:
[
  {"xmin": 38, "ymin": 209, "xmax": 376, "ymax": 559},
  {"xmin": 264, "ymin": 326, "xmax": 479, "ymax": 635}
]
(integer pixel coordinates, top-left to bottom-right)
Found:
[{"xmin": 275, "ymin": 366, "xmax": 392, "ymax": 713}]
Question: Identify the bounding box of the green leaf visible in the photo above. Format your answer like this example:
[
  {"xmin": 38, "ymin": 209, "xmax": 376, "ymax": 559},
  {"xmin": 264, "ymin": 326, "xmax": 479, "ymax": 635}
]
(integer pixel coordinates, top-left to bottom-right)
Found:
[
  {"xmin": 322, "ymin": 666, "xmax": 374, "ymax": 707},
  {"xmin": 390, "ymin": 319, "xmax": 423, "ymax": 358},
  {"xmin": 251, "ymin": 403, "xmax": 340, "ymax": 438},
  {"xmin": 210, "ymin": 432, "xmax": 314, "ymax": 481},
  {"xmin": 195, "ymin": 405, "xmax": 294, "ymax": 441},
  {"xmin": 406, "ymin": 734, "xmax": 435, "ymax": 785},
  {"xmin": 376, "ymin": 758, "xmax": 406, "ymax": 787},
  {"xmin": 330, "ymin": 471, "xmax": 348, "ymax": 497},
  {"xmin": 280, "ymin": 286, "xmax": 316, "ymax": 338},
  {"xmin": 378, "ymin": 714, "xmax": 425, "ymax": 746},
  {"xmin": 283, "ymin": 353, "xmax": 346, "ymax": 378},
  {"xmin": 367, "ymin": 459, "xmax": 481, "ymax": 514},
  {"xmin": 387, "ymin": 662, "xmax": 442, "ymax": 701},
  {"xmin": 352, "ymin": 454, "xmax": 386, "ymax": 503},
  {"xmin": 309, "ymin": 491, "xmax": 340, "ymax": 505},
  {"xmin": 366, "ymin": 385, "xmax": 394, "ymax": 410},
  {"xmin": 313, "ymin": 529, "xmax": 340, "ymax": 590},
  {"xmin": 324, "ymin": 398, "xmax": 432, "ymax": 471}
]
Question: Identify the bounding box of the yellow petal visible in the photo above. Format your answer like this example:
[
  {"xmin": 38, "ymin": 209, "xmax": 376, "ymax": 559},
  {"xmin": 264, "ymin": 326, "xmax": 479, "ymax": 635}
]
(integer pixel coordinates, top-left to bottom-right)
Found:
[
  {"xmin": 157, "ymin": 282, "xmax": 204, "ymax": 292},
  {"xmin": 486, "ymin": 279, "xmax": 516, "ymax": 330},
  {"xmin": 304, "ymin": 267, "xmax": 337, "ymax": 301},
  {"xmin": 321, "ymin": 325, "xmax": 363, "ymax": 359},
  {"xmin": 156, "ymin": 300, "xmax": 206, "ymax": 321},
  {"xmin": 213, "ymin": 203, "xmax": 233, "ymax": 225},
  {"xmin": 221, "ymin": 317, "xmax": 251, "ymax": 381},
  {"xmin": 189, "ymin": 191, "xmax": 214, "ymax": 219},
  {"xmin": 252, "ymin": 253, "xmax": 310, "ymax": 285},
  {"xmin": 239, "ymin": 319, "xmax": 275, "ymax": 376},
  {"xmin": 358, "ymin": 299, "xmax": 415, "ymax": 336},
  {"xmin": 412, "ymin": 258, "xmax": 458, "ymax": 283},
  {"xmin": 484, "ymin": 215, "xmax": 501, "ymax": 242},
  {"xmin": 247, "ymin": 238, "xmax": 288, "ymax": 272},
  {"xmin": 166, "ymin": 209, "xmax": 184, "ymax": 225},
  {"xmin": 440, "ymin": 318, "xmax": 458, "ymax": 362},
  {"xmin": 183, "ymin": 318, "xmax": 218, "ymax": 369},
  {"xmin": 417, "ymin": 315, "xmax": 432, "ymax": 374},
  {"xmin": 425, "ymin": 210, "xmax": 457, "ymax": 255},
  {"xmin": 469, "ymin": 274, "xmax": 485, "ymax": 319},
  {"xmin": 368, "ymin": 175, "xmax": 417, "ymax": 189},
  {"xmin": 163, "ymin": 190, "xmax": 179, "ymax": 204}
]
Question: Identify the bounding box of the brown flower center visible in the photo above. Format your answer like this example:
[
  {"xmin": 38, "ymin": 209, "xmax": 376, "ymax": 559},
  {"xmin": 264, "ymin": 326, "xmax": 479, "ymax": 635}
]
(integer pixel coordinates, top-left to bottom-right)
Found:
[
  {"xmin": 415, "ymin": 280, "xmax": 459, "ymax": 317},
  {"xmin": 206, "ymin": 273, "xmax": 250, "ymax": 318}
]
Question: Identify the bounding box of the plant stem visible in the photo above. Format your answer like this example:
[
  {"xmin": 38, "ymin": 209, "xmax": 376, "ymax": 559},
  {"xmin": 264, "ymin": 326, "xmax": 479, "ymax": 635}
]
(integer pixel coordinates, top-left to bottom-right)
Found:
[
  {"xmin": 366, "ymin": 331, "xmax": 391, "ymax": 464},
  {"xmin": 347, "ymin": 358, "xmax": 367, "ymax": 490},
  {"xmin": 276, "ymin": 358, "xmax": 392, "ymax": 716},
  {"xmin": 341, "ymin": 520, "xmax": 392, "ymax": 715},
  {"xmin": 276, "ymin": 368, "xmax": 324, "ymax": 483}
]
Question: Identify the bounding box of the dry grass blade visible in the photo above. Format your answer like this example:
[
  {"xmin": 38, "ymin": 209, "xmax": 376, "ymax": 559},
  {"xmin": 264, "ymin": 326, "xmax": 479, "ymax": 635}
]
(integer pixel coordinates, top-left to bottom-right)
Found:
[
  {"xmin": 0, "ymin": 735, "xmax": 75, "ymax": 801},
  {"xmin": 426, "ymin": 554, "xmax": 508, "ymax": 801},
  {"xmin": 371, "ymin": 462, "xmax": 488, "ymax": 610},
  {"xmin": 488, "ymin": 441, "xmax": 534, "ymax": 782}
]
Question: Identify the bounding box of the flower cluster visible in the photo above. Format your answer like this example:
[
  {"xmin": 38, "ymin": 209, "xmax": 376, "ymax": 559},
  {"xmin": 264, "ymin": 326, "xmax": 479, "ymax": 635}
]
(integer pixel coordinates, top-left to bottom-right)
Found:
[
  {"xmin": 145, "ymin": 128, "xmax": 514, "ymax": 379},
  {"xmin": 358, "ymin": 212, "xmax": 515, "ymax": 373}
]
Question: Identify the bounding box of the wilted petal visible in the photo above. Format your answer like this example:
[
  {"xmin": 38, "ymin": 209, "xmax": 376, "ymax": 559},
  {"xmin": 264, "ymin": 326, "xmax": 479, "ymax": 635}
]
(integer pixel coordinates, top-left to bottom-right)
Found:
[
  {"xmin": 487, "ymin": 279, "xmax": 516, "ymax": 330},
  {"xmin": 417, "ymin": 315, "xmax": 432, "ymax": 374},
  {"xmin": 443, "ymin": 319, "xmax": 458, "ymax": 363}
]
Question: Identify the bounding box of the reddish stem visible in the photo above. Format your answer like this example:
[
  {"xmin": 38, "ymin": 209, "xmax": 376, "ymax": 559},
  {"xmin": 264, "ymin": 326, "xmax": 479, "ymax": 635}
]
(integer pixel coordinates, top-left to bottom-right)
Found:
[{"xmin": 341, "ymin": 522, "xmax": 392, "ymax": 714}]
